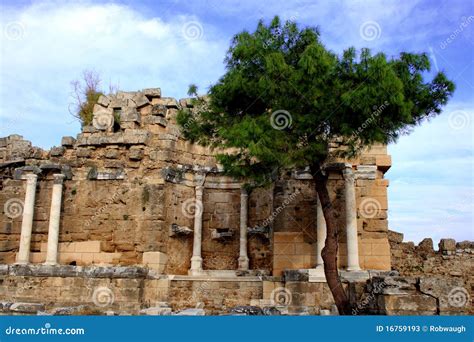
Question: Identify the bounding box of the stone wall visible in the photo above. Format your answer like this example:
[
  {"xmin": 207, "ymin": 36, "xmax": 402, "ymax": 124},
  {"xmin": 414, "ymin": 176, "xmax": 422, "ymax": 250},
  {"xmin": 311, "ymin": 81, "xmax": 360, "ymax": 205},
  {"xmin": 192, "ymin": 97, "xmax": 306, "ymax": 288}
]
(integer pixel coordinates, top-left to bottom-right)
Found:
[
  {"xmin": 0, "ymin": 264, "xmax": 263, "ymax": 315},
  {"xmin": 0, "ymin": 265, "xmax": 149, "ymax": 315},
  {"xmin": 272, "ymin": 147, "xmax": 392, "ymax": 275},
  {"xmin": 167, "ymin": 277, "xmax": 263, "ymax": 314},
  {"xmin": 387, "ymin": 230, "xmax": 473, "ymax": 314},
  {"xmin": 362, "ymin": 275, "xmax": 472, "ymax": 315},
  {"xmin": 0, "ymin": 87, "xmax": 392, "ymax": 275}
]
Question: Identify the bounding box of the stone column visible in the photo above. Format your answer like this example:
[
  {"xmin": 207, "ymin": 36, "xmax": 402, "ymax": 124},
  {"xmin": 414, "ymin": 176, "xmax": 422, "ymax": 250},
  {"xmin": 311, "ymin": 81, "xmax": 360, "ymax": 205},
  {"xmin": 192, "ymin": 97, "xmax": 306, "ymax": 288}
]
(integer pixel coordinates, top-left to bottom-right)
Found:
[
  {"xmin": 315, "ymin": 193, "xmax": 327, "ymax": 271},
  {"xmin": 190, "ymin": 185, "xmax": 204, "ymax": 275},
  {"xmin": 238, "ymin": 187, "xmax": 249, "ymax": 270},
  {"xmin": 309, "ymin": 192, "xmax": 327, "ymax": 281},
  {"xmin": 343, "ymin": 166, "xmax": 361, "ymax": 271},
  {"xmin": 16, "ymin": 173, "xmax": 38, "ymax": 264},
  {"xmin": 44, "ymin": 174, "xmax": 65, "ymax": 265}
]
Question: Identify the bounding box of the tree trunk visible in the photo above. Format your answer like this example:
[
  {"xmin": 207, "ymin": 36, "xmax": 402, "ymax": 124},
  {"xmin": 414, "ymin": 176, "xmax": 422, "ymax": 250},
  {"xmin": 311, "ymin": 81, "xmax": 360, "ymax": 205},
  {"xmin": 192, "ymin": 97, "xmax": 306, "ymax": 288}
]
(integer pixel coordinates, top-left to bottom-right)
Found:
[{"xmin": 313, "ymin": 167, "xmax": 351, "ymax": 315}]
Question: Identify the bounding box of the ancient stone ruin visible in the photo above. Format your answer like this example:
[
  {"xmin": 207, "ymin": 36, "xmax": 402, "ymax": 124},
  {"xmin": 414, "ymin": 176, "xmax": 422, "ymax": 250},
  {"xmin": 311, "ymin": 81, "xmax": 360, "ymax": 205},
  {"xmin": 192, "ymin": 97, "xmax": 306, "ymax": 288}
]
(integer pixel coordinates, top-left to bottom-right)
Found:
[{"xmin": 0, "ymin": 88, "xmax": 471, "ymax": 315}]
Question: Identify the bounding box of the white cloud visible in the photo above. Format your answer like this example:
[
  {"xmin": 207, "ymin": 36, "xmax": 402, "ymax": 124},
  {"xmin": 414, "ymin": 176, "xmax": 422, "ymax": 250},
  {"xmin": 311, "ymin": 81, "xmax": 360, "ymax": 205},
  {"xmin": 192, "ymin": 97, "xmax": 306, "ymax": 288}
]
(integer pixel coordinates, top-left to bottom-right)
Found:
[
  {"xmin": 0, "ymin": 1, "xmax": 227, "ymax": 147},
  {"xmin": 387, "ymin": 103, "xmax": 473, "ymax": 243}
]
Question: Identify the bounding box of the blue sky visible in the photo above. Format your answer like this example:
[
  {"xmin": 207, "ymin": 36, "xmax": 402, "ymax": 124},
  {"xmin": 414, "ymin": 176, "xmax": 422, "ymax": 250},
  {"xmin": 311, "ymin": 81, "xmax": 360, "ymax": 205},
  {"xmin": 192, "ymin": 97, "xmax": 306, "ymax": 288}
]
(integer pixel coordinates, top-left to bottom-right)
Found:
[{"xmin": 0, "ymin": 0, "xmax": 472, "ymax": 244}]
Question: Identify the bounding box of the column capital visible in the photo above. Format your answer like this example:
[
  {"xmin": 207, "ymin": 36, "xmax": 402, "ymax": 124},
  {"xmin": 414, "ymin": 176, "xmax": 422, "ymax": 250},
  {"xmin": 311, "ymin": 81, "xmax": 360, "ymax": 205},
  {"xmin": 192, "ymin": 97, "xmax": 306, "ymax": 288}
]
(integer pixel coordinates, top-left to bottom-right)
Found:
[
  {"xmin": 342, "ymin": 166, "xmax": 355, "ymax": 182},
  {"xmin": 53, "ymin": 173, "xmax": 65, "ymax": 184},
  {"xmin": 195, "ymin": 185, "xmax": 204, "ymax": 195},
  {"xmin": 24, "ymin": 173, "xmax": 38, "ymax": 184},
  {"xmin": 194, "ymin": 172, "xmax": 206, "ymax": 186},
  {"xmin": 240, "ymin": 187, "xmax": 248, "ymax": 197}
]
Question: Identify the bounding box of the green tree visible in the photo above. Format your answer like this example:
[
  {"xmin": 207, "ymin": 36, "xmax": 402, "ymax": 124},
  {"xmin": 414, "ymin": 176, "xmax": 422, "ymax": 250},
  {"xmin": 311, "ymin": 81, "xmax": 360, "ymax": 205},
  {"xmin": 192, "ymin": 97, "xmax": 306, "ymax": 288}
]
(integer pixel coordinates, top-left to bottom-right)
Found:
[{"xmin": 177, "ymin": 17, "xmax": 454, "ymax": 314}]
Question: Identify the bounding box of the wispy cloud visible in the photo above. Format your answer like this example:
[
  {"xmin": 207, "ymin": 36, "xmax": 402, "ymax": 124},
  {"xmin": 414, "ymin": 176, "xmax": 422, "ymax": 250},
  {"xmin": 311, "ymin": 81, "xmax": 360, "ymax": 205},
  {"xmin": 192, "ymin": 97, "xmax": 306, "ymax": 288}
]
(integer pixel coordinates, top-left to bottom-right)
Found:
[
  {"xmin": 0, "ymin": 1, "xmax": 227, "ymax": 146},
  {"xmin": 388, "ymin": 104, "xmax": 473, "ymax": 243}
]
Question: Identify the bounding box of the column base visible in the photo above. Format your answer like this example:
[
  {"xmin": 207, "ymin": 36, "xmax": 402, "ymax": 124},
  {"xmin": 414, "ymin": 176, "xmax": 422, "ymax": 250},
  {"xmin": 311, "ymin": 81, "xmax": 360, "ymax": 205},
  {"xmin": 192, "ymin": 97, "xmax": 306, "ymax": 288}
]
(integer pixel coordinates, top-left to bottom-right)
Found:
[
  {"xmin": 188, "ymin": 269, "xmax": 204, "ymax": 276},
  {"xmin": 308, "ymin": 266, "xmax": 326, "ymax": 282},
  {"xmin": 43, "ymin": 261, "xmax": 58, "ymax": 266},
  {"xmin": 14, "ymin": 260, "xmax": 29, "ymax": 265},
  {"xmin": 189, "ymin": 256, "xmax": 203, "ymax": 275},
  {"xmin": 346, "ymin": 266, "xmax": 362, "ymax": 271},
  {"xmin": 238, "ymin": 256, "xmax": 249, "ymax": 271}
]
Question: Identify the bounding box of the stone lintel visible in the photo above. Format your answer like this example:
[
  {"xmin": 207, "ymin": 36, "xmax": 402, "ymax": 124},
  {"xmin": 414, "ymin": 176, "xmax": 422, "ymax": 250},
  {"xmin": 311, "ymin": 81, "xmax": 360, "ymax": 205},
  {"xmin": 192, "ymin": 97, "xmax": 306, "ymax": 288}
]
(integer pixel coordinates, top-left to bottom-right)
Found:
[
  {"xmin": 6, "ymin": 264, "xmax": 149, "ymax": 279},
  {"xmin": 169, "ymin": 273, "xmax": 263, "ymax": 282},
  {"xmin": 14, "ymin": 166, "xmax": 41, "ymax": 179},
  {"xmin": 323, "ymin": 162, "xmax": 352, "ymax": 172},
  {"xmin": 87, "ymin": 167, "xmax": 125, "ymax": 180},
  {"xmin": 0, "ymin": 159, "xmax": 25, "ymax": 169}
]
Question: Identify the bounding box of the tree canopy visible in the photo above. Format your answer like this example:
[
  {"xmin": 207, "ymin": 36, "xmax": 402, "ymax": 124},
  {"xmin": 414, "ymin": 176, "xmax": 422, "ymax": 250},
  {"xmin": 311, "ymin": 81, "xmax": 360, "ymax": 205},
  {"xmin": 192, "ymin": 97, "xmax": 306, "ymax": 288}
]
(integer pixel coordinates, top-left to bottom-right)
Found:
[
  {"xmin": 178, "ymin": 16, "xmax": 454, "ymax": 183},
  {"xmin": 177, "ymin": 16, "xmax": 455, "ymax": 315}
]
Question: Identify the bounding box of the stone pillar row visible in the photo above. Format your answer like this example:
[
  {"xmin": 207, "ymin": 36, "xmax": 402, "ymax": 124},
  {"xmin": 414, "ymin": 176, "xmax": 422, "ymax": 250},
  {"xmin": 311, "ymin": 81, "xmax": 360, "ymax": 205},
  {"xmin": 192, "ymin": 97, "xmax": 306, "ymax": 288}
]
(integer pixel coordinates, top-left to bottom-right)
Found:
[
  {"xmin": 189, "ymin": 182, "xmax": 250, "ymax": 274},
  {"xmin": 16, "ymin": 170, "xmax": 358, "ymax": 272},
  {"xmin": 16, "ymin": 173, "xmax": 65, "ymax": 265}
]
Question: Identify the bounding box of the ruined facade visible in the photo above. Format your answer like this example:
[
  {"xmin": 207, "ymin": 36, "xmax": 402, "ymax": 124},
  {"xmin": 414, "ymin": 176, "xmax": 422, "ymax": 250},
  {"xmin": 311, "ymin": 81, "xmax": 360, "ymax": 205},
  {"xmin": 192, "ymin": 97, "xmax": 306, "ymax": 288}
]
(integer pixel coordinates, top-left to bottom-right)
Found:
[{"xmin": 0, "ymin": 88, "xmax": 470, "ymax": 315}]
